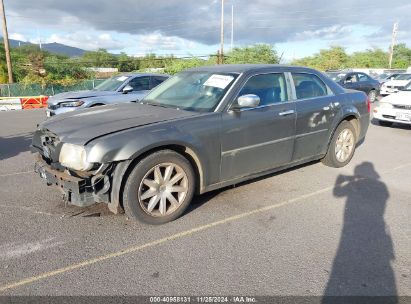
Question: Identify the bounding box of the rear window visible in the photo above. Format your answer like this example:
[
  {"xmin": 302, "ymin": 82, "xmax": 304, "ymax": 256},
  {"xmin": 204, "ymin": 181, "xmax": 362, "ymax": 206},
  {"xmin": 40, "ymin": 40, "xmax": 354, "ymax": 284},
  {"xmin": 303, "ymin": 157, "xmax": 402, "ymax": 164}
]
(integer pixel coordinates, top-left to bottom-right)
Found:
[{"xmin": 292, "ymin": 73, "xmax": 329, "ymax": 99}]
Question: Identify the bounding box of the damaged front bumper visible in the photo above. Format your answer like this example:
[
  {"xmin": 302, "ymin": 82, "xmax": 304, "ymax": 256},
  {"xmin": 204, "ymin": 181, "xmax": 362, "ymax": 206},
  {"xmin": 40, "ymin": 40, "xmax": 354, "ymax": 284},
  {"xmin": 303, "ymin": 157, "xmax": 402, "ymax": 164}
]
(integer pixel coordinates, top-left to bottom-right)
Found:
[{"xmin": 34, "ymin": 154, "xmax": 112, "ymax": 208}]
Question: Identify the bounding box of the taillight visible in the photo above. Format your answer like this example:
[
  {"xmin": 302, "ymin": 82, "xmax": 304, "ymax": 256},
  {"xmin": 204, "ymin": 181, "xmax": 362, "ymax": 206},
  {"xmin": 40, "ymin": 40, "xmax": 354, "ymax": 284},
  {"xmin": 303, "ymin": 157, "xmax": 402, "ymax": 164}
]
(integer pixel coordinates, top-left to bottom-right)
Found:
[{"xmin": 367, "ymin": 97, "xmax": 371, "ymax": 113}]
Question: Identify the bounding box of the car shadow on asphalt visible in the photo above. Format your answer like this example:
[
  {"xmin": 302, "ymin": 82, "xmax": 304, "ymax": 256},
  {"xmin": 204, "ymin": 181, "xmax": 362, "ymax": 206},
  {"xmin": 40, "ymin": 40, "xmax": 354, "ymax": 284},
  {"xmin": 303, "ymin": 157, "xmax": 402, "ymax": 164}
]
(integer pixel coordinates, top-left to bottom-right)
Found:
[
  {"xmin": 371, "ymin": 118, "xmax": 411, "ymax": 130},
  {"xmin": 322, "ymin": 162, "xmax": 397, "ymax": 302},
  {"xmin": 0, "ymin": 133, "xmax": 33, "ymax": 161},
  {"xmin": 186, "ymin": 160, "xmax": 320, "ymax": 215}
]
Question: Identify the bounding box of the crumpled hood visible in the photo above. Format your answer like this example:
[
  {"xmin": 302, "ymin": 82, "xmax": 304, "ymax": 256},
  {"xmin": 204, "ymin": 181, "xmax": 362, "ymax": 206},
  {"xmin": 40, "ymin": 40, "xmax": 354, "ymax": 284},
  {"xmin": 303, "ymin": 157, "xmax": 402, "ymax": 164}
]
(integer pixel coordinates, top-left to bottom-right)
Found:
[
  {"xmin": 47, "ymin": 90, "xmax": 117, "ymax": 105},
  {"xmin": 39, "ymin": 103, "xmax": 199, "ymax": 145},
  {"xmin": 383, "ymin": 80, "xmax": 411, "ymax": 87},
  {"xmin": 381, "ymin": 91, "xmax": 411, "ymax": 106}
]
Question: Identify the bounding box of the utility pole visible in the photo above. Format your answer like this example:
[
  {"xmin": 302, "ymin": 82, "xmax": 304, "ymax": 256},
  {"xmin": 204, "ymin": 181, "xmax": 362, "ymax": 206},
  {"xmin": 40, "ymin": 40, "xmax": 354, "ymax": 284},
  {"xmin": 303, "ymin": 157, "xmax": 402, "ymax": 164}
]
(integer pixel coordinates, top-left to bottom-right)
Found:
[
  {"xmin": 230, "ymin": 3, "xmax": 234, "ymax": 51},
  {"xmin": 219, "ymin": 0, "xmax": 224, "ymax": 64},
  {"xmin": 388, "ymin": 22, "xmax": 398, "ymax": 69},
  {"xmin": 0, "ymin": 0, "xmax": 14, "ymax": 83}
]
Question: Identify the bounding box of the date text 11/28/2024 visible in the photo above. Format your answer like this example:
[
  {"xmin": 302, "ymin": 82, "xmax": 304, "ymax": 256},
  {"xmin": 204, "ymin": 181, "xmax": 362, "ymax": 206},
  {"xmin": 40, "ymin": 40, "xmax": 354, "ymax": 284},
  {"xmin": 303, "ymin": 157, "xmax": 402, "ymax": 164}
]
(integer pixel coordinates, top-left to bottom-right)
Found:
[{"xmin": 149, "ymin": 296, "xmax": 257, "ymax": 303}]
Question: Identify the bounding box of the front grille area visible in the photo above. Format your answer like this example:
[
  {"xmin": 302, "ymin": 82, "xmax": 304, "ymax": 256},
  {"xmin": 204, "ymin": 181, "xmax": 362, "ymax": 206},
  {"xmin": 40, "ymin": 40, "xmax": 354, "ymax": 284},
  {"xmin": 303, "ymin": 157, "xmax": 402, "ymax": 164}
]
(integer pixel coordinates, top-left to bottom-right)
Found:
[{"xmin": 394, "ymin": 104, "xmax": 411, "ymax": 110}]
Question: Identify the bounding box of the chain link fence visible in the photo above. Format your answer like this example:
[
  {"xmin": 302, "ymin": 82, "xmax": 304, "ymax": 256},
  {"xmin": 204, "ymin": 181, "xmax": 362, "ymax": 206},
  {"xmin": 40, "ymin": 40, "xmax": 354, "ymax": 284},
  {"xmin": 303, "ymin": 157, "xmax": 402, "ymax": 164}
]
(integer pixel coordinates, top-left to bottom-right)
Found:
[{"xmin": 0, "ymin": 79, "xmax": 106, "ymax": 97}]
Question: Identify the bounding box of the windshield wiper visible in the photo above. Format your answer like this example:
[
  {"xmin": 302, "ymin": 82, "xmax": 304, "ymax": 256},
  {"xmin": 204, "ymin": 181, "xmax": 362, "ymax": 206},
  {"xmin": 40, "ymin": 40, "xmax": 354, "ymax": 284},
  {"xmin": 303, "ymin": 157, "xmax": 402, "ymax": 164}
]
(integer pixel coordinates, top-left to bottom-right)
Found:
[{"xmin": 140, "ymin": 101, "xmax": 177, "ymax": 109}]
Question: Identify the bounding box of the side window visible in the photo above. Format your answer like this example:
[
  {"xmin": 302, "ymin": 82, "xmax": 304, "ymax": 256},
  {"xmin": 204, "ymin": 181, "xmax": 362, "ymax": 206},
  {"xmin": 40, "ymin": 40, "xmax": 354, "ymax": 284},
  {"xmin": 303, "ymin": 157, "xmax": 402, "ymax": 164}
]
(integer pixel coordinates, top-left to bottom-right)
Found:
[
  {"xmin": 358, "ymin": 73, "xmax": 370, "ymax": 82},
  {"xmin": 151, "ymin": 76, "xmax": 167, "ymax": 89},
  {"xmin": 238, "ymin": 73, "xmax": 288, "ymax": 106},
  {"xmin": 292, "ymin": 73, "xmax": 328, "ymax": 99},
  {"xmin": 345, "ymin": 74, "xmax": 358, "ymax": 83},
  {"xmin": 128, "ymin": 77, "xmax": 150, "ymax": 91}
]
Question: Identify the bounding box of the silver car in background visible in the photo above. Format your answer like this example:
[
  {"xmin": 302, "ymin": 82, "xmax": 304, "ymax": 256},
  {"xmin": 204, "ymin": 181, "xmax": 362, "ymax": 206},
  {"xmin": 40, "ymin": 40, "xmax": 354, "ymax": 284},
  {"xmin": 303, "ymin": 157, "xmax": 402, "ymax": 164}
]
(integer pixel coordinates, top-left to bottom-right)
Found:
[{"xmin": 46, "ymin": 73, "xmax": 169, "ymax": 116}]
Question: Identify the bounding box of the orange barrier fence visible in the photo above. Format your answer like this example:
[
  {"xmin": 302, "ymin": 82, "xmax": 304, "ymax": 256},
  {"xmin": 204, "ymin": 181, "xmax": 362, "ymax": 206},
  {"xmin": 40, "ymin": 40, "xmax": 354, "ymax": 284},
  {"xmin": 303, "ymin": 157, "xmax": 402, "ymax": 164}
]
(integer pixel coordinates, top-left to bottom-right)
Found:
[
  {"xmin": 0, "ymin": 96, "xmax": 49, "ymax": 110},
  {"xmin": 20, "ymin": 96, "xmax": 49, "ymax": 109}
]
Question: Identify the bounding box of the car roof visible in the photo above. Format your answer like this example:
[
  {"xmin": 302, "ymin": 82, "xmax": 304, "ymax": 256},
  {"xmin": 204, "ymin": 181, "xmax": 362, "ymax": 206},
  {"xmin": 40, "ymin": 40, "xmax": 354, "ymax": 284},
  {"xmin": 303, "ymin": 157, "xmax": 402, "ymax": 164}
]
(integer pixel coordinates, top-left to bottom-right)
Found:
[
  {"xmin": 186, "ymin": 64, "xmax": 321, "ymax": 74},
  {"xmin": 119, "ymin": 73, "xmax": 169, "ymax": 77}
]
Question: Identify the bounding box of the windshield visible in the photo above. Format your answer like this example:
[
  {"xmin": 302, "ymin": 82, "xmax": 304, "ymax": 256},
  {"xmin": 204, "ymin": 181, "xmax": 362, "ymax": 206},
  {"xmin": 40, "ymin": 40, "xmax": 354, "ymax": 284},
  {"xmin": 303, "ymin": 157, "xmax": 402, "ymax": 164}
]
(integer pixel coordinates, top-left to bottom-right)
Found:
[
  {"xmin": 93, "ymin": 75, "xmax": 130, "ymax": 91},
  {"xmin": 143, "ymin": 71, "xmax": 238, "ymax": 112},
  {"xmin": 376, "ymin": 73, "xmax": 388, "ymax": 79},
  {"xmin": 395, "ymin": 74, "xmax": 411, "ymax": 80},
  {"xmin": 326, "ymin": 72, "xmax": 346, "ymax": 81}
]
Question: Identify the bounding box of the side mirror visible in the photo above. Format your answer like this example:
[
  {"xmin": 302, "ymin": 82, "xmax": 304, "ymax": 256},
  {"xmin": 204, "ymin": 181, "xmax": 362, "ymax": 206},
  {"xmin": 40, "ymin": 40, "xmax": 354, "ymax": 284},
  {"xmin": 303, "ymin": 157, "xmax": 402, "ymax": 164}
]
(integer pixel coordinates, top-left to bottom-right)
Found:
[
  {"xmin": 344, "ymin": 79, "xmax": 352, "ymax": 84},
  {"xmin": 122, "ymin": 85, "xmax": 133, "ymax": 94},
  {"xmin": 232, "ymin": 94, "xmax": 260, "ymax": 110}
]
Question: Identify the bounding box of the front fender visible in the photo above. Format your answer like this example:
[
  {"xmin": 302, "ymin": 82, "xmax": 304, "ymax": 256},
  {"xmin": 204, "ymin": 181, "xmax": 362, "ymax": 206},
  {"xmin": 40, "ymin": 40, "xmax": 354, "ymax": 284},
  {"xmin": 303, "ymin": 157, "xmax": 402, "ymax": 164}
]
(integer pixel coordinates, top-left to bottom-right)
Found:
[
  {"xmin": 87, "ymin": 125, "xmax": 204, "ymax": 163},
  {"xmin": 86, "ymin": 114, "xmax": 222, "ymax": 190}
]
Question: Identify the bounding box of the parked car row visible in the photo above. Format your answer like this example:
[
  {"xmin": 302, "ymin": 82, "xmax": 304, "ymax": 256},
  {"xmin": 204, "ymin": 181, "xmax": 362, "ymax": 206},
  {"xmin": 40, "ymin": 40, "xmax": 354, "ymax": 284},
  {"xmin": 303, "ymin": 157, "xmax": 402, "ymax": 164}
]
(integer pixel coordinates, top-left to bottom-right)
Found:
[
  {"xmin": 46, "ymin": 73, "xmax": 169, "ymax": 116},
  {"xmin": 325, "ymin": 71, "xmax": 380, "ymax": 103},
  {"xmin": 33, "ymin": 64, "xmax": 370, "ymax": 224},
  {"xmin": 326, "ymin": 70, "xmax": 411, "ymax": 101},
  {"xmin": 380, "ymin": 73, "xmax": 411, "ymax": 95}
]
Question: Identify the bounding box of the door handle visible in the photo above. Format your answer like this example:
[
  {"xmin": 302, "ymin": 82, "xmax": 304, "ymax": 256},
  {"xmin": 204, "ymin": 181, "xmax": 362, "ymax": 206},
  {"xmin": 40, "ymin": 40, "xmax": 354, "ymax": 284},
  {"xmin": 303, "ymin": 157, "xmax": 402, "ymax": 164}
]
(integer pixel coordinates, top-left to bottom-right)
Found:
[{"xmin": 278, "ymin": 110, "xmax": 295, "ymax": 116}]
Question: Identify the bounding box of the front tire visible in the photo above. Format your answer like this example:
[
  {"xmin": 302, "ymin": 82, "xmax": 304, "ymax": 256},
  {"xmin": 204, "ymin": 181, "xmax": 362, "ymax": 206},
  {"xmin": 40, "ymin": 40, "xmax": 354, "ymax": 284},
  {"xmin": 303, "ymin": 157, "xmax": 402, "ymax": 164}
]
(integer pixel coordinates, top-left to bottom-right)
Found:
[
  {"xmin": 322, "ymin": 120, "xmax": 357, "ymax": 168},
  {"xmin": 123, "ymin": 150, "xmax": 195, "ymax": 225}
]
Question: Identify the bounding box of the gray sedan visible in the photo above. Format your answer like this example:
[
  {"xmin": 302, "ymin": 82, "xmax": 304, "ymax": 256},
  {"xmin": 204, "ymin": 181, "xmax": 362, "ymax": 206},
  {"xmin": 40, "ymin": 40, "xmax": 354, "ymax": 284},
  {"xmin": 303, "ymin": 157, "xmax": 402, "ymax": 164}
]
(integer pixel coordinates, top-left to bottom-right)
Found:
[
  {"xmin": 46, "ymin": 73, "xmax": 169, "ymax": 116},
  {"xmin": 33, "ymin": 64, "xmax": 370, "ymax": 224}
]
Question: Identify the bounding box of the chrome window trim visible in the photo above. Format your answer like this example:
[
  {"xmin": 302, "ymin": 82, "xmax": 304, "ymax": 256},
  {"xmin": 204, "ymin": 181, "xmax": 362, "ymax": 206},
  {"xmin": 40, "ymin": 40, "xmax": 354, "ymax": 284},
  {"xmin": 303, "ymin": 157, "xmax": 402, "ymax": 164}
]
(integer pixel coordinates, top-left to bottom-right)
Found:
[
  {"xmin": 231, "ymin": 99, "xmax": 296, "ymax": 112},
  {"xmin": 224, "ymin": 71, "xmax": 293, "ymax": 112}
]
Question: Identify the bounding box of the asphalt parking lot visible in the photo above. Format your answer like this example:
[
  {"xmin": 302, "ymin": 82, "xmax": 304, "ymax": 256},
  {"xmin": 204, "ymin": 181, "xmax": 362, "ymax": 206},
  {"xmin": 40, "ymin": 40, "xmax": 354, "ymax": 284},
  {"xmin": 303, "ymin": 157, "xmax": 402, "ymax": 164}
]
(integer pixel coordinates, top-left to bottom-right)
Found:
[{"xmin": 0, "ymin": 108, "xmax": 410, "ymax": 297}]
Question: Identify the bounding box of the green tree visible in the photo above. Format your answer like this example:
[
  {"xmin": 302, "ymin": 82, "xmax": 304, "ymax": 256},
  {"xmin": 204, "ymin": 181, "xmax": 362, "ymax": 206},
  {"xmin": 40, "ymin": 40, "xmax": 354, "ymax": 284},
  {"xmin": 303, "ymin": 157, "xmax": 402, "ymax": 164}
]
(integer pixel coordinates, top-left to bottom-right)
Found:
[
  {"xmin": 0, "ymin": 43, "xmax": 7, "ymax": 83},
  {"xmin": 292, "ymin": 46, "xmax": 348, "ymax": 70},
  {"xmin": 81, "ymin": 48, "xmax": 118, "ymax": 67},
  {"xmin": 392, "ymin": 43, "xmax": 411, "ymax": 69},
  {"xmin": 164, "ymin": 57, "xmax": 209, "ymax": 75},
  {"xmin": 225, "ymin": 44, "xmax": 279, "ymax": 64},
  {"xmin": 348, "ymin": 48, "xmax": 388, "ymax": 68},
  {"xmin": 117, "ymin": 52, "xmax": 135, "ymax": 72}
]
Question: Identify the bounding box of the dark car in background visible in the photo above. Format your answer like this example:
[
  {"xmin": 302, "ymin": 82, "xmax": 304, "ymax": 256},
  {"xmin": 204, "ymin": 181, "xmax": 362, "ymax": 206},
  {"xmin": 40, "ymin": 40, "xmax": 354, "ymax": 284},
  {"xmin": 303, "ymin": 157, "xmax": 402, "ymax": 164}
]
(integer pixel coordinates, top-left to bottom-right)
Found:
[
  {"xmin": 46, "ymin": 73, "xmax": 169, "ymax": 116},
  {"xmin": 326, "ymin": 71, "xmax": 380, "ymax": 102},
  {"xmin": 33, "ymin": 64, "xmax": 370, "ymax": 225}
]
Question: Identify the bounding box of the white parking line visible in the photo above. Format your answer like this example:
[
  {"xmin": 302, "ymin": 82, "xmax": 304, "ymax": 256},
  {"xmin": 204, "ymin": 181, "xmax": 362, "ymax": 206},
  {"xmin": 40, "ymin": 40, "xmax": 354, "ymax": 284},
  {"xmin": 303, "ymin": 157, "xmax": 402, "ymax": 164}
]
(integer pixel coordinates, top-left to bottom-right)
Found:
[
  {"xmin": 0, "ymin": 204, "xmax": 54, "ymax": 216},
  {"xmin": 0, "ymin": 171, "xmax": 34, "ymax": 178}
]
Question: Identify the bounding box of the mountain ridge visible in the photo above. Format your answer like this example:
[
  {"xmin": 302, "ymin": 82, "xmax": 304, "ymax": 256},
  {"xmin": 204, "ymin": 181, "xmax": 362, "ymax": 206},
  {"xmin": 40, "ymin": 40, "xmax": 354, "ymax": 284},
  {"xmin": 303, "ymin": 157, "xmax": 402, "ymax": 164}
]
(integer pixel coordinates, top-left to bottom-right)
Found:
[{"xmin": 3, "ymin": 38, "xmax": 86, "ymax": 57}]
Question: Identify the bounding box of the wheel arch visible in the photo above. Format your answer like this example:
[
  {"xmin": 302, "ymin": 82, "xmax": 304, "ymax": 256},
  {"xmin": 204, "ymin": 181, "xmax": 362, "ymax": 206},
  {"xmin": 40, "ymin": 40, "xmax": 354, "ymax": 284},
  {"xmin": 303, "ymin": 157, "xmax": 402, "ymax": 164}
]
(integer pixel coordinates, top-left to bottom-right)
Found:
[
  {"xmin": 325, "ymin": 112, "xmax": 360, "ymax": 154},
  {"xmin": 109, "ymin": 144, "xmax": 204, "ymax": 213}
]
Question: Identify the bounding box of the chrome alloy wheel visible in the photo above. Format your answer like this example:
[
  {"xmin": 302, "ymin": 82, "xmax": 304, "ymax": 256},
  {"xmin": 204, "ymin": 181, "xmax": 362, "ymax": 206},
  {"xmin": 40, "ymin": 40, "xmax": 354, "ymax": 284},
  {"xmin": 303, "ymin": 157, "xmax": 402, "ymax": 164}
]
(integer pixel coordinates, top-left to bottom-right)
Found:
[
  {"xmin": 335, "ymin": 128, "xmax": 355, "ymax": 162},
  {"xmin": 368, "ymin": 90, "xmax": 377, "ymax": 103},
  {"xmin": 138, "ymin": 163, "xmax": 188, "ymax": 217}
]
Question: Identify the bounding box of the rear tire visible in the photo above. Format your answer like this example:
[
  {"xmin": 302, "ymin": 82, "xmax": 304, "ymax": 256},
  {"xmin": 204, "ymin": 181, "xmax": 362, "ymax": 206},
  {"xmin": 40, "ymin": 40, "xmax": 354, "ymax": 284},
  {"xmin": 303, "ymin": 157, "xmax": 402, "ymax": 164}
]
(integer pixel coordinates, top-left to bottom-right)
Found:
[
  {"xmin": 123, "ymin": 150, "xmax": 195, "ymax": 225},
  {"xmin": 378, "ymin": 120, "xmax": 393, "ymax": 127},
  {"xmin": 322, "ymin": 120, "xmax": 357, "ymax": 168}
]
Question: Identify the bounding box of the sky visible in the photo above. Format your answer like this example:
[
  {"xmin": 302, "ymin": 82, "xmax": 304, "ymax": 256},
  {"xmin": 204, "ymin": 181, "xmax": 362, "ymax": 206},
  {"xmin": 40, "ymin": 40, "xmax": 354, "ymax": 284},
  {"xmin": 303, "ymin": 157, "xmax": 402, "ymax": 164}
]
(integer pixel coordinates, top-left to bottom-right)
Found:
[{"xmin": 4, "ymin": 0, "xmax": 411, "ymax": 61}]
